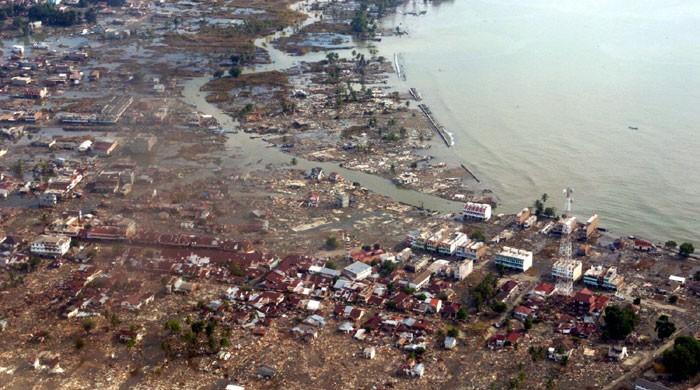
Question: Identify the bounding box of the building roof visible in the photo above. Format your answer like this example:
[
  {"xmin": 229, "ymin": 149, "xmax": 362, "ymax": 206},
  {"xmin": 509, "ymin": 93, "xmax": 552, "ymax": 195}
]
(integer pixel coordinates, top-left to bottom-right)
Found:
[
  {"xmin": 533, "ymin": 282, "xmax": 555, "ymax": 295},
  {"xmin": 633, "ymin": 379, "xmax": 672, "ymax": 390},
  {"xmin": 344, "ymin": 261, "xmax": 371, "ymax": 276}
]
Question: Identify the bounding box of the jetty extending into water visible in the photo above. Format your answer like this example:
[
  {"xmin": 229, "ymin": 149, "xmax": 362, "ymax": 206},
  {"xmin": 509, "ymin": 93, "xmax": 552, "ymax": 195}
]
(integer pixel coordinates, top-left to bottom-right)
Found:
[
  {"xmin": 418, "ymin": 102, "xmax": 452, "ymax": 147},
  {"xmin": 394, "ymin": 53, "xmax": 406, "ymax": 81},
  {"xmin": 409, "ymin": 87, "xmax": 422, "ymax": 101},
  {"xmin": 461, "ymin": 163, "xmax": 480, "ymax": 183}
]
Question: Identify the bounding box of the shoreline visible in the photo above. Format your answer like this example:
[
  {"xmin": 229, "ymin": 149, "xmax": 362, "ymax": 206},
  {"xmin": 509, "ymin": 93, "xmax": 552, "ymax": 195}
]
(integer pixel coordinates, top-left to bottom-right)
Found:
[{"xmin": 221, "ymin": 0, "xmax": 694, "ymax": 247}]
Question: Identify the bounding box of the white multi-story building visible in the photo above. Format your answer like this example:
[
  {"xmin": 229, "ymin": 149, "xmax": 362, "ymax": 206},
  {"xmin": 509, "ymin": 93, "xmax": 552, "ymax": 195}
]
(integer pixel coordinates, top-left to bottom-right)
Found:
[
  {"xmin": 450, "ymin": 259, "xmax": 474, "ymax": 280},
  {"xmin": 602, "ymin": 267, "xmax": 624, "ymax": 291},
  {"xmin": 551, "ymin": 259, "xmax": 583, "ymax": 281},
  {"xmin": 494, "ymin": 247, "xmax": 533, "ymax": 272},
  {"xmin": 437, "ymin": 231, "xmax": 469, "ymax": 255},
  {"xmin": 462, "ymin": 202, "xmax": 492, "ymax": 222},
  {"xmin": 343, "ymin": 261, "xmax": 372, "ymax": 281},
  {"xmin": 583, "ymin": 265, "xmax": 605, "ymax": 287},
  {"xmin": 425, "ymin": 228, "xmax": 448, "ymax": 253},
  {"xmin": 552, "ymin": 216, "xmax": 577, "ymax": 235},
  {"xmin": 30, "ymin": 234, "xmax": 71, "ymax": 257},
  {"xmin": 583, "ymin": 265, "xmax": 624, "ymax": 291},
  {"xmin": 456, "ymin": 241, "xmax": 487, "ymax": 261}
]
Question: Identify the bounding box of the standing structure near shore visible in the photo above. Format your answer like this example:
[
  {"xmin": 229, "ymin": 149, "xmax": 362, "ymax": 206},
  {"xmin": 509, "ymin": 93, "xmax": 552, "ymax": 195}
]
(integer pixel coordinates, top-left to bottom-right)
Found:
[
  {"xmin": 418, "ymin": 103, "xmax": 452, "ymax": 147},
  {"xmin": 463, "ymin": 202, "xmax": 492, "ymax": 221}
]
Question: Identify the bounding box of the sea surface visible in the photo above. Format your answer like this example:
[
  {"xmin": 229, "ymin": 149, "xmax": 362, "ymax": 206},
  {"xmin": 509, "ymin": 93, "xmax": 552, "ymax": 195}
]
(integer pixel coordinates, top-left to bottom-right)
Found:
[{"xmin": 378, "ymin": 0, "xmax": 700, "ymax": 243}]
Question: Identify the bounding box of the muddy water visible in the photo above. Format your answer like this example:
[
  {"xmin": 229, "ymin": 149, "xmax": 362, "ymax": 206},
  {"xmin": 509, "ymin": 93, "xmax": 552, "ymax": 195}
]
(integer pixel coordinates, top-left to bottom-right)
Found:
[
  {"xmin": 179, "ymin": 1, "xmax": 467, "ymax": 214},
  {"xmin": 181, "ymin": 76, "xmax": 462, "ymax": 214},
  {"xmin": 376, "ymin": 0, "xmax": 700, "ymax": 242}
]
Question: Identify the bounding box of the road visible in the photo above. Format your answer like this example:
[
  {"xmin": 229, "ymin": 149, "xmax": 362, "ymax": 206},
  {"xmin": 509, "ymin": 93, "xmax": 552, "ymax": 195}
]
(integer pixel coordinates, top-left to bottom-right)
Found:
[{"xmin": 602, "ymin": 328, "xmax": 683, "ymax": 390}]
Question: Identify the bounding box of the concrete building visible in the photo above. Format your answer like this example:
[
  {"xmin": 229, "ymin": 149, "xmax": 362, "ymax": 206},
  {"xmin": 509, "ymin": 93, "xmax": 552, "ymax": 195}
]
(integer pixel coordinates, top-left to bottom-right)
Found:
[
  {"xmin": 495, "ymin": 247, "xmax": 533, "ymax": 272},
  {"xmin": 342, "ymin": 261, "xmax": 372, "ymax": 281},
  {"xmin": 449, "ymin": 259, "xmax": 473, "ymax": 280},
  {"xmin": 634, "ymin": 378, "xmax": 672, "ymax": 390},
  {"xmin": 455, "ymin": 241, "xmax": 487, "ymax": 261},
  {"xmin": 552, "ymin": 216, "xmax": 577, "ymax": 235},
  {"xmin": 583, "ymin": 265, "xmax": 624, "ymax": 291},
  {"xmin": 551, "ymin": 259, "xmax": 583, "ymax": 281},
  {"xmin": 437, "ymin": 231, "xmax": 468, "ymax": 255},
  {"xmin": 462, "ymin": 202, "xmax": 492, "ymax": 221},
  {"xmin": 30, "ymin": 234, "xmax": 71, "ymax": 257},
  {"xmin": 515, "ymin": 208, "xmax": 531, "ymax": 225}
]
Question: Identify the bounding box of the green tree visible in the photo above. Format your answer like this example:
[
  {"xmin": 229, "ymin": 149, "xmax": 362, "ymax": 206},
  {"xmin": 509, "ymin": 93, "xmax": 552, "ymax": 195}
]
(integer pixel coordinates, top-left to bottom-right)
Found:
[
  {"xmin": 191, "ymin": 321, "xmax": 205, "ymax": 335},
  {"xmin": 325, "ymin": 52, "xmax": 339, "ymax": 64},
  {"xmin": 655, "ymin": 315, "xmax": 676, "ymax": 340},
  {"xmin": 81, "ymin": 318, "xmax": 95, "ymax": 334},
  {"xmin": 213, "ymin": 69, "xmax": 224, "ymax": 78},
  {"xmin": 491, "ymin": 301, "xmax": 507, "ymax": 313},
  {"xmin": 75, "ymin": 337, "xmax": 85, "ymax": 350},
  {"xmin": 524, "ymin": 317, "xmax": 533, "ymax": 331},
  {"xmin": 12, "ymin": 160, "xmax": 24, "ymax": 177},
  {"xmin": 228, "ymin": 66, "xmax": 242, "ymax": 78},
  {"xmin": 603, "ymin": 305, "xmax": 638, "ymax": 340},
  {"xmin": 470, "ymin": 229, "xmax": 486, "ymax": 242},
  {"xmin": 543, "ymin": 207, "xmax": 557, "ymax": 218},
  {"xmin": 325, "ymin": 236, "xmax": 340, "ymax": 250},
  {"xmin": 533, "ymin": 199, "xmax": 544, "ymax": 216},
  {"xmin": 456, "ymin": 307, "xmax": 467, "ymax": 321},
  {"xmin": 662, "ymin": 336, "xmax": 700, "ymax": 379},
  {"xmin": 679, "ymin": 242, "xmax": 695, "ymax": 257},
  {"xmin": 665, "ymin": 240, "xmax": 677, "ymax": 250},
  {"xmin": 85, "ymin": 7, "xmax": 97, "ymax": 23},
  {"xmin": 446, "ymin": 327, "xmax": 459, "ymax": 338},
  {"xmin": 229, "ymin": 262, "xmax": 245, "ymax": 277},
  {"xmin": 471, "ymin": 273, "xmax": 498, "ymax": 311},
  {"xmin": 164, "ymin": 319, "xmax": 181, "ymax": 334}
]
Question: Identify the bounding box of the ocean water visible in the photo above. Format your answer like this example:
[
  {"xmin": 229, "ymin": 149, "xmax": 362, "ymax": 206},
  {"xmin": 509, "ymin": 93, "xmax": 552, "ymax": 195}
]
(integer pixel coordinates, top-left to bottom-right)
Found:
[{"xmin": 378, "ymin": 0, "xmax": 700, "ymax": 243}]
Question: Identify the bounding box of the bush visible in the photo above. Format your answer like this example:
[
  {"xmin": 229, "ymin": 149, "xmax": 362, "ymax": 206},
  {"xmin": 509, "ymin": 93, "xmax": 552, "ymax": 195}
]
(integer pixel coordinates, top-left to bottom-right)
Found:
[
  {"xmin": 81, "ymin": 318, "xmax": 95, "ymax": 334},
  {"xmin": 164, "ymin": 319, "xmax": 181, "ymax": 334},
  {"xmin": 490, "ymin": 301, "xmax": 507, "ymax": 313}
]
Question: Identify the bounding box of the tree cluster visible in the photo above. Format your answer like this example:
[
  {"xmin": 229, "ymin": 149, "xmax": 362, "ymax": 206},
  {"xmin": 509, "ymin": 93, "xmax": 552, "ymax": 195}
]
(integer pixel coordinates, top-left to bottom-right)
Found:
[
  {"xmin": 603, "ymin": 305, "xmax": 639, "ymax": 340},
  {"xmin": 533, "ymin": 193, "xmax": 557, "ymax": 218},
  {"xmin": 471, "ymin": 273, "xmax": 498, "ymax": 311},
  {"xmin": 679, "ymin": 242, "xmax": 695, "ymax": 257},
  {"xmin": 655, "ymin": 315, "xmax": 676, "ymax": 340},
  {"xmin": 28, "ymin": 4, "xmax": 80, "ymax": 27},
  {"xmin": 663, "ymin": 336, "xmax": 700, "ymax": 379}
]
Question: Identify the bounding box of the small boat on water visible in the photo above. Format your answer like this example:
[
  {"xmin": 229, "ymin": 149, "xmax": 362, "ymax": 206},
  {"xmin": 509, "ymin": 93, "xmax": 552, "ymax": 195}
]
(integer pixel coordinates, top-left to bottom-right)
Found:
[{"xmin": 628, "ymin": 126, "xmax": 639, "ymax": 130}]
